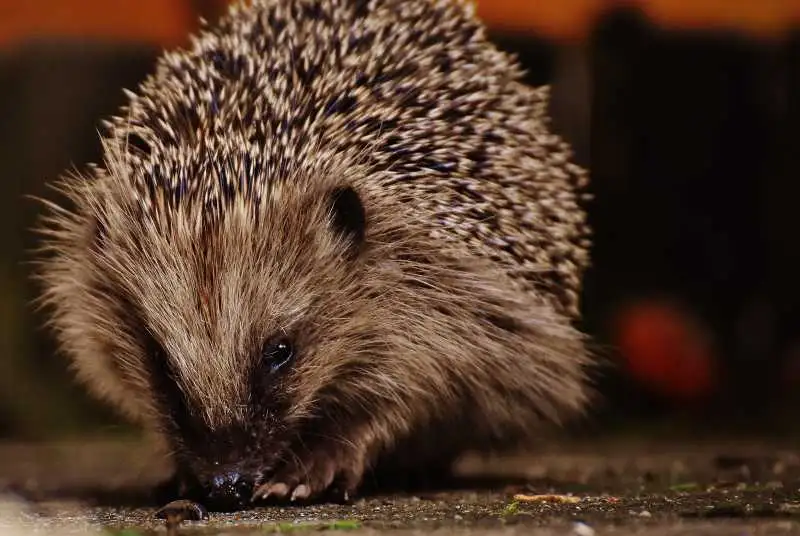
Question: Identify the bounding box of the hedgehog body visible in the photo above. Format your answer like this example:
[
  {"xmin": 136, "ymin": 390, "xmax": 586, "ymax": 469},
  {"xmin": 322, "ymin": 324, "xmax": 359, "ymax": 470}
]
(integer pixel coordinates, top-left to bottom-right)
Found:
[{"xmin": 38, "ymin": 0, "xmax": 591, "ymax": 510}]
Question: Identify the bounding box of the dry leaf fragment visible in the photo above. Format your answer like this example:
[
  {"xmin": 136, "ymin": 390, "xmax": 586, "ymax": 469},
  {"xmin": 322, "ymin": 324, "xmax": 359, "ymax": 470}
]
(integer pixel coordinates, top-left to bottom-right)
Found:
[{"xmin": 513, "ymin": 493, "xmax": 580, "ymax": 504}]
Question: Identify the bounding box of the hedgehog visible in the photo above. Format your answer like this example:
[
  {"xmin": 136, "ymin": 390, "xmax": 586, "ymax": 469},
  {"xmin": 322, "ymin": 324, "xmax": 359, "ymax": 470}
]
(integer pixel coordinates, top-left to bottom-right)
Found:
[{"xmin": 35, "ymin": 0, "xmax": 592, "ymax": 511}]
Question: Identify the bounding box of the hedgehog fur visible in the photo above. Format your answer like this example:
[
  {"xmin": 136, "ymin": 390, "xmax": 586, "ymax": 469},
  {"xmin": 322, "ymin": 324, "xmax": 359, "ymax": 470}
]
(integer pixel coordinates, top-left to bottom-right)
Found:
[{"xmin": 36, "ymin": 0, "xmax": 592, "ymax": 510}]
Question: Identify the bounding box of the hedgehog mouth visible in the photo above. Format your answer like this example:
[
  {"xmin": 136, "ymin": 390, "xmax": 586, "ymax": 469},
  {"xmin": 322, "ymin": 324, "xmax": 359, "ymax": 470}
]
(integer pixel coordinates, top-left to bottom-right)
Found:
[
  {"xmin": 160, "ymin": 452, "xmax": 281, "ymax": 512},
  {"xmin": 202, "ymin": 470, "xmax": 257, "ymax": 511},
  {"xmin": 155, "ymin": 467, "xmax": 251, "ymax": 512},
  {"xmin": 160, "ymin": 428, "xmax": 301, "ymax": 511},
  {"xmin": 161, "ymin": 468, "xmax": 271, "ymax": 512}
]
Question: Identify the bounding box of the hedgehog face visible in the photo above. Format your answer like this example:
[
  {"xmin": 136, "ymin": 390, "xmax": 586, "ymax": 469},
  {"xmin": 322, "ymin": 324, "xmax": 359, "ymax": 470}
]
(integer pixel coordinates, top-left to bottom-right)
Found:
[{"xmin": 45, "ymin": 166, "xmax": 389, "ymax": 509}]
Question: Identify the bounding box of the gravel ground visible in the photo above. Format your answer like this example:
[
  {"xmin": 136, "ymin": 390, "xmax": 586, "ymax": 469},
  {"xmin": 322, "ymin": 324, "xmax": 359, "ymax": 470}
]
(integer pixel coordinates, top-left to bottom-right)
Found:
[{"xmin": 3, "ymin": 437, "xmax": 800, "ymax": 535}]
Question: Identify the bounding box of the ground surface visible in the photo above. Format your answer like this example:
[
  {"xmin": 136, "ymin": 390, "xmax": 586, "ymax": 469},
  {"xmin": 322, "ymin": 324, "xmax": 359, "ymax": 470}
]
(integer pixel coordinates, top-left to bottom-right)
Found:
[{"xmin": 4, "ymin": 437, "xmax": 800, "ymax": 535}]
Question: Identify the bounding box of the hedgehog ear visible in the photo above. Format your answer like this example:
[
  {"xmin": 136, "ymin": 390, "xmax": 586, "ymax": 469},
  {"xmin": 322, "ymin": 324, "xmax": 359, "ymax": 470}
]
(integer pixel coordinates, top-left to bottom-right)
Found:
[{"xmin": 328, "ymin": 186, "xmax": 366, "ymax": 252}]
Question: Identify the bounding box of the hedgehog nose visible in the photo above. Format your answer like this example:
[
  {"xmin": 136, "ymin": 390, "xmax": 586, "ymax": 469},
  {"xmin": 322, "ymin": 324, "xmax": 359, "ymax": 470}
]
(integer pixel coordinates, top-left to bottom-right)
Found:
[{"xmin": 204, "ymin": 471, "xmax": 253, "ymax": 511}]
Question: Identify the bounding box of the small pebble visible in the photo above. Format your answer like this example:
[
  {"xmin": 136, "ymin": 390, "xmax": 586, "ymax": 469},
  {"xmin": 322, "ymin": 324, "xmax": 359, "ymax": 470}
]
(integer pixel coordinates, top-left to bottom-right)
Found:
[{"xmin": 572, "ymin": 521, "xmax": 596, "ymax": 536}]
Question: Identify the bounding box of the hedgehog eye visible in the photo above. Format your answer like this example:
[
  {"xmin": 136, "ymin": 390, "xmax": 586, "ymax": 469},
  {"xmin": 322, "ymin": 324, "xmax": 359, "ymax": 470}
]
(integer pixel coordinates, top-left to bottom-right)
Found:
[{"xmin": 262, "ymin": 339, "xmax": 294, "ymax": 373}]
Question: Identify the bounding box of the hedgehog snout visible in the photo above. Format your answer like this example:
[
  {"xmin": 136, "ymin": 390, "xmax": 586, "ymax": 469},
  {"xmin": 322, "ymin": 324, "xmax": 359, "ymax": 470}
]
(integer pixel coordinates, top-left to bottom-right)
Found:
[
  {"xmin": 201, "ymin": 469, "xmax": 254, "ymax": 511},
  {"xmin": 177, "ymin": 426, "xmax": 286, "ymax": 511}
]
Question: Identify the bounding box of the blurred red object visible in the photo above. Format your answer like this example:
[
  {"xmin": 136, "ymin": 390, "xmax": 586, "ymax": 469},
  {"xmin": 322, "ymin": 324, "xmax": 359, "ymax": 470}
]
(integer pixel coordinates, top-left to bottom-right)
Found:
[{"xmin": 614, "ymin": 301, "xmax": 718, "ymax": 402}]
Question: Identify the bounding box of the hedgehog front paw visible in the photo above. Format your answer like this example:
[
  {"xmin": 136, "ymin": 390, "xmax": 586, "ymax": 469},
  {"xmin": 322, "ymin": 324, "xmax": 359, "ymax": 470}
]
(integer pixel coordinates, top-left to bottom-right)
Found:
[{"xmin": 251, "ymin": 447, "xmax": 366, "ymax": 503}]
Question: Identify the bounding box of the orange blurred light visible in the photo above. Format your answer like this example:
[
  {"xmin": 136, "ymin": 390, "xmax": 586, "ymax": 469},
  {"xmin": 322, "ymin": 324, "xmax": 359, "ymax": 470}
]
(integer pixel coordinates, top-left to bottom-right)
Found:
[
  {"xmin": 1, "ymin": 0, "xmax": 798, "ymax": 52},
  {"xmin": 0, "ymin": 0, "xmax": 196, "ymax": 50}
]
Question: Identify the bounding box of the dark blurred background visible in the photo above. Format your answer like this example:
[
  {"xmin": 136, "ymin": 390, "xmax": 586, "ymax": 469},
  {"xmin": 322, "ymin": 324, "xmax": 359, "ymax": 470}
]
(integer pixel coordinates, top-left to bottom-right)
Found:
[{"xmin": 1, "ymin": 0, "xmax": 799, "ymax": 441}]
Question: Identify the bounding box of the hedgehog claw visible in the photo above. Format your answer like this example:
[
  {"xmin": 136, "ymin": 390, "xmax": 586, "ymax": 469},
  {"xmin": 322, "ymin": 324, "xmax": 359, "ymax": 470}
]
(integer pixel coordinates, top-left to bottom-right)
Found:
[
  {"xmin": 251, "ymin": 444, "xmax": 367, "ymax": 503},
  {"xmin": 269, "ymin": 482, "xmax": 290, "ymax": 498},
  {"xmin": 253, "ymin": 481, "xmax": 289, "ymax": 501},
  {"xmin": 291, "ymin": 484, "xmax": 310, "ymax": 501}
]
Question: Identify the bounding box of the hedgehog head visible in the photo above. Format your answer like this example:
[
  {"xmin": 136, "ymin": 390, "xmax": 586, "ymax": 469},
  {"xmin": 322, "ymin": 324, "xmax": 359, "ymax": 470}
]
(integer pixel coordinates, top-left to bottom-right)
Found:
[{"xmin": 41, "ymin": 142, "xmax": 402, "ymax": 506}]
